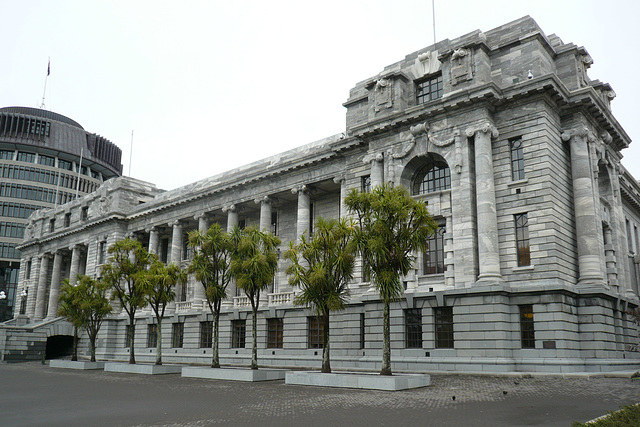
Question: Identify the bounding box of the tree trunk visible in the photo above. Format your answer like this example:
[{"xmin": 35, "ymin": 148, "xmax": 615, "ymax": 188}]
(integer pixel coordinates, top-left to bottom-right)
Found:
[
  {"xmin": 321, "ymin": 311, "xmax": 331, "ymax": 373},
  {"xmin": 156, "ymin": 320, "xmax": 163, "ymax": 365},
  {"xmin": 129, "ymin": 315, "xmax": 136, "ymax": 364},
  {"xmin": 89, "ymin": 330, "xmax": 96, "ymax": 362},
  {"xmin": 72, "ymin": 327, "xmax": 78, "ymax": 361},
  {"xmin": 251, "ymin": 307, "xmax": 258, "ymax": 370},
  {"xmin": 212, "ymin": 310, "xmax": 220, "ymax": 368},
  {"xmin": 381, "ymin": 300, "xmax": 392, "ymax": 376}
]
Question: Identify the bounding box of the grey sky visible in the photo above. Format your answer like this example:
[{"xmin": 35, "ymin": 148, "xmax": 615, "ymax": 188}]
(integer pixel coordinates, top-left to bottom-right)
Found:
[{"xmin": 1, "ymin": 0, "xmax": 638, "ymax": 190}]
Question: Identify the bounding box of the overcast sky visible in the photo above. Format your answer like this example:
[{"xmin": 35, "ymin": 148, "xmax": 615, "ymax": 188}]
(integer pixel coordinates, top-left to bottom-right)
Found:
[{"xmin": 1, "ymin": 0, "xmax": 639, "ymax": 191}]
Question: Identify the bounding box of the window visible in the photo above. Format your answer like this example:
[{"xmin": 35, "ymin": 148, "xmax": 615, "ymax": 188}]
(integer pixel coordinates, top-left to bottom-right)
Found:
[
  {"xmin": 309, "ymin": 203, "xmax": 315, "ymax": 236},
  {"xmin": 147, "ymin": 324, "xmax": 157, "ymax": 348},
  {"xmin": 515, "ymin": 213, "xmax": 530, "ymax": 267},
  {"xmin": 81, "ymin": 206, "xmax": 88, "ymax": 221},
  {"xmin": 64, "ymin": 213, "xmax": 71, "ymax": 227},
  {"xmin": 172, "ymin": 323, "xmax": 184, "ymax": 348},
  {"xmin": 200, "ymin": 321, "xmax": 213, "ymax": 348},
  {"xmin": 16, "ymin": 152, "xmax": 35, "ymax": 163},
  {"xmin": 38, "ymin": 155, "xmax": 55, "ymax": 167},
  {"xmin": 520, "ymin": 305, "xmax": 535, "ymax": 348},
  {"xmin": 308, "ymin": 315, "xmax": 325, "ymax": 349},
  {"xmin": 271, "ymin": 212, "xmax": 278, "ymax": 236},
  {"xmin": 361, "ymin": 175, "xmax": 371, "ymax": 193},
  {"xmin": 405, "ymin": 309, "xmax": 422, "ymax": 348},
  {"xmin": 232, "ymin": 319, "xmax": 246, "ymax": 348},
  {"xmin": 0, "ymin": 150, "xmax": 14, "ymax": 160},
  {"xmin": 98, "ymin": 241, "xmax": 107, "ymax": 265},
  {"xmin": 434, "ymin": 307, "xmax": 454, "ymax": 349},
  {"xmin": 58, "ymin": 159, "xmax": 72, "ymax": 171},
  {"xmin": 49, "ymin": 218, "xmax": 55, "ymax": 232},
  {"xmin": 238, "ymin": 219, "xmax": 246, "ymax": 230},
  {"xmin": 25, "ymin": 259, "xmax": 31, "ymax": 280},
  {"xmin": 267, "ymin": 318, "xmax": 283, "ymax": 348},
  {"xmin": 424, "ymin": 225, "xmax": 445, "ymax": 274},
  {"xmin": 413, "ymin": 159, "xmax": 451, "ymax": 195},
  {"xmin": 125, "ymin": 325, "xmax": 132, "ymax": 347},
  {"xmin": 355, "ymin": 313, "xmax": 364, "ymax": 349},
  {"xmin": 416, "ymin": 73, "xmax": 443, "ymax": 104},
  {"xmin": 510, "ymin": 137, "xmax": 525, "ymax": 181}
]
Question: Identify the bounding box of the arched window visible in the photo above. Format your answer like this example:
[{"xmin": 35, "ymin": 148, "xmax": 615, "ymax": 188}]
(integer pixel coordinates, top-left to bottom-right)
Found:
[{"xmin": 412, "ymin": 159, "xmax": 450, "ymax": 195}]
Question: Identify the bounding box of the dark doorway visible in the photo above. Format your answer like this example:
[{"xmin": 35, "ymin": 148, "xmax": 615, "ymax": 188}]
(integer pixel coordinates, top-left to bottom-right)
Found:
[{"xmin": 45, "ymin": 335, "xmax": 74, "ymax": 359}]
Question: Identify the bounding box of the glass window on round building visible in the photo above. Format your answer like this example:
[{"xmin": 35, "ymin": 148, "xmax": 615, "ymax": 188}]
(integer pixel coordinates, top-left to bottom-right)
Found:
[{"xmin": 412, "ymin": 155, "xmax": 450, "ymax": 195}]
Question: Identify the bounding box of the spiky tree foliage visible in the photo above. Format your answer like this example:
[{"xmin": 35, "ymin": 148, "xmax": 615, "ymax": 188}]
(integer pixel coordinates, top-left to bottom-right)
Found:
[
  {"xmin": 187, "ymin": 223, "xmax": 232, "ymax": 368},
  {"xmin": 101, "ymin": 238, "xmax": 153, "ymax": 364},
  {"xmin": 285, "ymin": 217, "xmax": 356, "ymax": 373},
  {"xmin": 139, "ymin": 259, "xmax": 186, "ymax": 365},
  {"xmin": 345, "ymin": 183, "xmax": 437, "ymax": 376},
  {"xmin": 58, "ymin": 275, "xmax": 112, "ymax": 362},
  {"xmin": 229, "ymin": 226, "xmax": 281, "ymax": 370}
]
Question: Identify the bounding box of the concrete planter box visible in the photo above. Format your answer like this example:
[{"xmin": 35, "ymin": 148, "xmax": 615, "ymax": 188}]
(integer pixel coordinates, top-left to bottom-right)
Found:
[
  {"xmin": 104, "ymin": 362, "xmax": 183, "ymax": 375},
  {"xmin": 49, "ymin": 360, "xmax": 105, "ymax": 370},
  {"xmin": 285, "ymin": 371, "xmax": 431, "ymax": 391},
  {"xmin": 182, "ymin": 367, "xmax": 287, "ymax": 382}
]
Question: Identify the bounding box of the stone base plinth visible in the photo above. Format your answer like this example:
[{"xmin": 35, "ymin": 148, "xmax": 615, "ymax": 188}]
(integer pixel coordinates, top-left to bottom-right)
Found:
[
  {"xmin": 104, "ymin": 362, "xmax": 183, "ymax": 375},
  {"xmin": 285, "ymin": 371, "xmax": 431, "ymax": 391},
  {"xmin": 182, "ymin": 367, "xmax": 287, "ymax": 382},
  {"xmin": 49, "ymin": 360, "xmax": 105, "ymax": 370}
]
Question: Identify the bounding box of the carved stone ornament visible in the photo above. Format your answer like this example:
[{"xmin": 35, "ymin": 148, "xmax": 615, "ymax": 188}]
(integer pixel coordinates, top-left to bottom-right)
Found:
[
  {"xmin": 451, "ymin": 48, "xmax": 469, "ymax": 61},
  {"xmin": 600, "ymin": 130, "xmax": 613, "ymax": 145},
  {"xmin": 362, "ymin": 152, "xmax": 384, "ymax": 165},
  {"xmin": 254, "ymin": 195, "xmax": 272, "ymax": 205},
  {"xmin": 561, "ymin": 127, "xmax": 596, "ymax": 143},
  {"xmin": 465, "ymin": 123, "xmax": 499, "ymax": 139},
  {"xmin": 410, "ymin": 122, "xmax": 429, "ymax": 138},
  {"xmin": 581, "ymin": 55, "xmax": 593, "ymax": 68},
  {"xmin": 607, "ymin": 90, "xmax": 616, "ymax": 100},
  {"xmin": 291, "ymin": 185, "xmax": 308, "ymax": 195},
  {"xmin": 414, "ymin": 50, "xmax": 441, "ymax": 77},
  {"xmin": 221, "ymin": 204, "xmax": 236, "ymax": 213},
  {"xmin": 374, "ymin": 78, "xmax": 393, "ymax": 112}
]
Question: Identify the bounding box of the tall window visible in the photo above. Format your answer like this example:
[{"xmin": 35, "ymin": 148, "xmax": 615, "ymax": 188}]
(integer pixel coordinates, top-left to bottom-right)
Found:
[
  {"xmin": 515, "ymin": 213, "xmax": 530, "ymax": 266},
  {"xmin": 416, "ymin": 73, "xmax": 443, "ymax": 104},
  {"xmin": 519, "ymin": 305, "xmax": 535, "ymax": 348},
  {"xmin": 98, "ymin": 241, "xmax": 107, "ymax": 265},
  {"xmin": 0, "ymin": 150, "xmax": 14, "ymax": 160},
  {"xmin": 200, "ymin": 321, "xmax": 213, "ymax": 348},
  {"xmin": 308, "ymin": 316, "xmax": 325, "ymax": 349},
  {"xmin": 361, "ymin": 175, "xmax": 371, "ymax": 193},
  {"xmin": 267, "ymin": 318, "xmax": 284, "ymax": 348},
  {"xmin": 81, "ymin": 206, "xmax": 88, "ymax": 221},
  {"xmin": 510, "ymin": 137, "xmax": 525, "ymax": 181},
  {"xmin": 434, "ymin": 307, "xmax": 454, "ymax": 349},
  {"xmin": 16, "ymin": 152, "xmax": 35, "ymax": 163},
  {"xmin": 271, "ymin": 212, "xmax": 278, "ymax": 236},
  {"xmin": 232, "ymin": 319, "xmax": 246, "ymax": 348},
  {"xmin": 405, "ymin": 309, "xmax": 422, "ymax": 348},
  {"xmin": 38, "ymin": 155, "xmax": 55, "ymax": 167},
  {"xmin": 424, "ymin": 226, "xmax": 445, "ymax": 274},
  {"xmin": 172, "ymin": 323, "xmax": 184, "ymax": 348},
  {"xmin": 64, "ymin": 213, "xmax": 71, "ymax": 228},
  {"xmin": 413, "ymin": 159, "xmax": 450, "ymax": 195},
  {"xmin": 147, "ymin": 324, "xmax": 158, "ymax": 348},
  {"xmin": 49, "ymin": 218, "xmax": 55, "ymax": 232}
]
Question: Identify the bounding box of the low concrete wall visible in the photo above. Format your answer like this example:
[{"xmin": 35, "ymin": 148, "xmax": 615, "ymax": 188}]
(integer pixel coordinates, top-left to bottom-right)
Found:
[
  {"xmin": 285, "ymin": 371, "xmax": 431, "ymax": 391},
  {"xmin": 182, "ymin": 367, "xmax": 286, "ymax": 381}
]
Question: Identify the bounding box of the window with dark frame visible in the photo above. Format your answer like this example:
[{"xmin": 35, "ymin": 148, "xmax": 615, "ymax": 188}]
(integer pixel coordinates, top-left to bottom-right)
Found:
[
  {"xmin": 172, "ymin": 323, "xmax": 184, "ymax": 348},
  {"xmin": 81, "ymin": 206, "xmax": 88, "ymax": 221},
  {"xmin": 199, "ymin": 321, "xmax": 213, "ymax": 348},
  {"xmin": 416, "ymin": 73, "xmax": 443, "ymax": 104},
  {"xmin": 405, "ymin": 308, "xmax": 422, "ymax": 348},
  {"xmin": 515, "ymin": 213, "xmax": 531, "ymax": 267},
  {"xmin": 510, "ymin": 137, "xmax": 525, "ymax": 181},
  {"xmin": 423, "ymin": 225, "xmax": 446, "ymax": 275},
  {"xmin": 232, "ymin": 319, "xmax": 246, "ymax": 348},
  {"xmin": 147, "ymin": 324, "xmax": 157, "ymax": 348},
  {"xmin": 520, "ymin": 305, "xmax": 535, "ymax": 348},
  {"xmin": 271, "ymin": 211, "xmax": 278, "ymax": 236},
  {"xmin": 49, "ymin": 218, "xmax": 55, "ymax": 232},
  {"xmin": 413, "ymin": 160, "xmax": 451, "ymax": 195},
  {"xmin": 434, "ymin": 307, "xmax": 454, "ymax": 349},
  {"xmin": 361, "ymin": 175, "xmax": 371, "ymax": 193},
  {"xmin": 360, "ymin": 313, "xmax": 366, "ymax": 349},
  {"xmin": 308, "ymin": 315, "xmax": 325, "ymax": 349},
  {"xmin": 64, "ymin": 212, "xmax": 71, "ymax": 228},
  {"xmin": 267, "ymin": 318, "xmax": 284, "ymax": 348}
]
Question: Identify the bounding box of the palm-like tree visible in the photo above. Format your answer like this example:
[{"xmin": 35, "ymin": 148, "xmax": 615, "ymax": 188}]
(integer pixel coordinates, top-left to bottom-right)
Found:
[
  {"xmin": 345, "ymin": 183, "xmax": 437, "ymax": 376},
  {"xmin": 285, "ymin": 217, "xmax": 356, "ymax": 373},
  {"xmin": 187, "ymin": 223, "xmax": 232, "ymax": 368},
  {"xmin": 229, "ymin": 226, "xmax": 281, "ymax": 370},
  {"xmin": 102, "ymin": 238, "xmax": 152, "ymax": 364},
  {"xmin": 139, "ymin": 258, "xmax": 186, "ymax": 365}
]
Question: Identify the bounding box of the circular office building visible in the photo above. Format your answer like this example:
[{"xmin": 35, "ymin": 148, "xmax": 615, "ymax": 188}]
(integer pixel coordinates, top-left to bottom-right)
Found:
[{"xmin": 0, "ymin": 106, "xmax": 122, "ymax": 320}]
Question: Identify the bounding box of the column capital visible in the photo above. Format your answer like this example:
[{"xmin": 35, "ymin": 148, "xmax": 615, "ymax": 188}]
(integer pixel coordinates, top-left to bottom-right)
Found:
[
  {"xmin": 254, "ymin": 196, "xmax": 274, "ymax": 205},
  {"xmin": 561, "ymin": 127, "xmax": 596, "ymax": 142},
  {"xmin": 465, "ymin": 122, "xmax": 499, "ymax": 139},
  {"xmin": 168, "ymin": 220, "xmax": 182, "ymax": 228},
  {"xmin": 222, "ymin": 204, "xmax": 236, "ymax": 213},
  {"xmin": 145, "ymin": 225, "xmax": 159, "ymax": 233},
  {"xmin": 362, "ymin": 152, "xmax": 384, "ymax": 165},
  {"xmin": 291, "ymin": 185, "xmax": 308, "ymax": 195},
  {"xmin": 194, "ymin": 211, "xmax": 209, "ymax": 221},
  {"xmin": 333, "ymin": 175, "xmax": 346, "ymax": 184},
  {"xmin": 410, "ymin": 122, "xmax": 429, "ymax": 138},
  {"xmin": 68, "ymin": 244, "xmax": 85, "ymax": 252}
]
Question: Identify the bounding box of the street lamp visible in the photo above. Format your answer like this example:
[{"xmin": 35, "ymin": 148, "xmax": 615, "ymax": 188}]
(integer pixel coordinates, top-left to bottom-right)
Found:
[{"xmin": 0, "ymin": 290, "xmax": 6, "ymax": 322}]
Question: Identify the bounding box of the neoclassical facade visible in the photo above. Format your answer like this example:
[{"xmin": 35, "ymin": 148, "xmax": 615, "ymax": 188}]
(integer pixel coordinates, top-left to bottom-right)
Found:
[{"xmin": 4, "ymin": 16, "xmax": 640, "ymax": 372}]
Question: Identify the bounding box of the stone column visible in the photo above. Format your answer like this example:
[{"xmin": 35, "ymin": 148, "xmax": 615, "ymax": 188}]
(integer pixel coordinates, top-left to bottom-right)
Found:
[
  {"xmin": 444, "ymin": 215, "xmax": 455, "ymax": 288},
  {"xmin": 370, "ymin": 153, "xmax": 384, "ymax": 188},
  {"xmin": 26, "ymin": 257, "xmax": 41, "ymax": 319},
  {"xmin": 169, "ymin": 221, "xmax": 183, "ymax": 265},
  {"xmin": 333, "ymin": 176, "xmax": 347, "ymax": 218},
  {"xmin": 197, "ymin": 213, "xmax": 209, "ymax": 234},
  {"xmin": 33, "ymin": 255, "xmax": 50, "ymax": 321},
  {"xmin": 292, "ymin": 185, "xmax": 310, "ymax": 241},
  {"xmin": 223, "ymin": 205, "xmax": 238, "ymax": 233},
  {"xmin": 603, "ymin": 226, "xmax": 617, "ymax": 290},
  {"xmin": 192, "ymin": 213, "xmax": 209, "ymax": 309},
  {"xmin": 256, "ymin": 196, "xmax": 272, "ymax": 232},
  {"xmin": 562, "ymin": 128, "xmax": 605, "ymax": 286},
  {"xmin": 46, "ymin": 251, "xmax": 63, "ymax": 320},
  {"xmin": 68, "ymin": 245, "xmax": 82, "ymax": 285},
  {"xmin": 467, "ymin": 123, "xmax": 503, "ymax": 283},
  {"xmin": 148, "ymin": 227, "xmax": 159, "ymax": 255}
]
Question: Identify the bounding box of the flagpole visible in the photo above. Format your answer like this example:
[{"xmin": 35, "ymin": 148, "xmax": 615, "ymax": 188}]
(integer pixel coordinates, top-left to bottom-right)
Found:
[
  {"xmin": 75, "ymin": 148, "xmax": 83, "ymax": 199},
  {"xmin": 432, "ymin": 0, "xmax": 436, "ymax": 45},
  {"xmin": 39, "ymin": 58, "xmax": 50, "ymax": 109}
]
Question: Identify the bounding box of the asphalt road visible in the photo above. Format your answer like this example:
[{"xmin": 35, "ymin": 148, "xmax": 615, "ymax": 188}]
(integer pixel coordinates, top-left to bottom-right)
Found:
[{"xmin": 1, "ymin": 362, "xmax": 639, "ymax": 426}]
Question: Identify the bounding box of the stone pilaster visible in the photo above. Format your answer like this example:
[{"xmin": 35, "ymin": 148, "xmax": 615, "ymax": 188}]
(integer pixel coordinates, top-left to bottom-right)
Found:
[
  {"xmin": 333, "ymin": 175, "xmax": 347, "ymax": 217},
  {"xmin": 46, "ymin": 251, "xmax": 63, "ymax": 320},
  {"xmin": 292, "ymin": 185, "xmax": 310, "ymax": 241},
  {"xmin": 562, "ymin": 128, "xmax": 605, "ymax": 286},
  {"xmin": 364, "ymin": 153, "xmax": 384, "ymax": 188},
  {"xmin": 444, "ymin": 215, "xmax": 455, "ymax": 288},
  {"xmin": 69, "ymin": 245, "xmax": 82, "ymax": 285},
  {"xmin": 33, "ymin": 255, "xmax": 50, "ymax": 321},
  {"xmin": 467, "ymin": 123, "xmax": 503, "ymax": 283}
]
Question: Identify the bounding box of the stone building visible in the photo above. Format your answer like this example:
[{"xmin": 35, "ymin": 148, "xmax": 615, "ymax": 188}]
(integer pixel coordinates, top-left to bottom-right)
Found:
[
  {"xmin": 0, "ymin": 107, "xmax": 122, "ymax": 321},
  {"xmin": 4, "ymin": 16, "xmax": 640, "ymax": 372}
]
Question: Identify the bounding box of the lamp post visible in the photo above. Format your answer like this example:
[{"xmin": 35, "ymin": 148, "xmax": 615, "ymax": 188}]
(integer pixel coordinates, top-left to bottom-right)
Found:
[
  {"xmin": 0, "ymin": 290, "xmax": 6, "ymax": 322},
  {"xmin": 19, "ymin": 288, "xmax": 27, "ymax": 315}
]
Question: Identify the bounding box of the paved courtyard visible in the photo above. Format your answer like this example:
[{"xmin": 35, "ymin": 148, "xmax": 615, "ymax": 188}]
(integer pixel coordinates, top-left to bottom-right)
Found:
[{"xmin": 1, "ymin": 362, "xmax": 639, "ymax": 426}]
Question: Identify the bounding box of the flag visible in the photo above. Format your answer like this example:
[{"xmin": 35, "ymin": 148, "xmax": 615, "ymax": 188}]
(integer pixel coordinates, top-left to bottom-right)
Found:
[{"xmin": 47, "ymin": 59, "xmax": 50, "ymax": 76}]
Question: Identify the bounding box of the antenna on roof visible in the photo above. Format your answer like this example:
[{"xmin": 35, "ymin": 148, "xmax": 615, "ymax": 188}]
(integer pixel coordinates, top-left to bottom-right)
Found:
[
  {"xmin": 38, "ymin": 58, "xmax": 50, "ymax": 110},
  {"xmin": 432, "ymin": 0, "xmax": 437, "ymax": 45}
]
